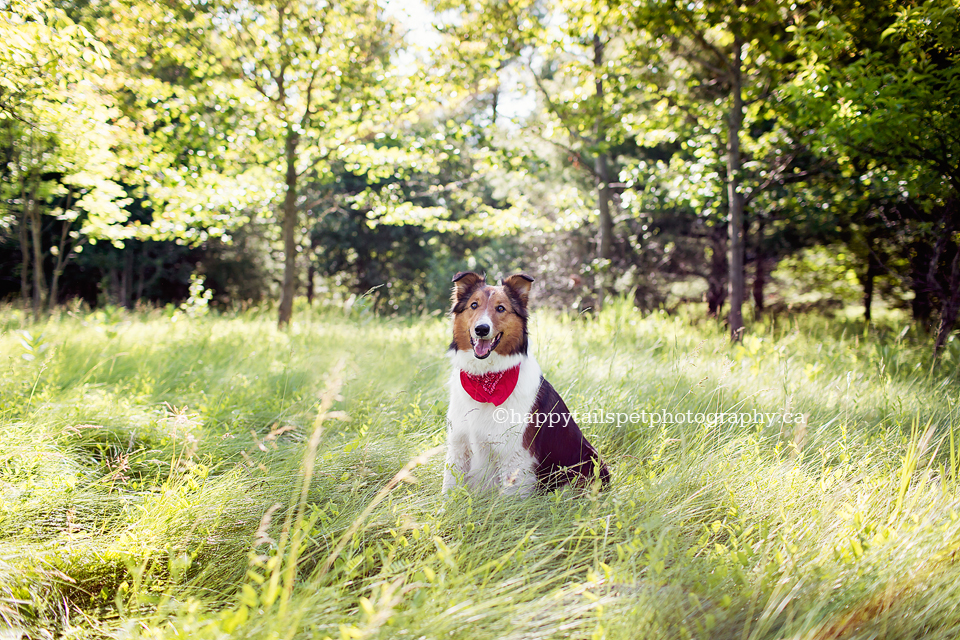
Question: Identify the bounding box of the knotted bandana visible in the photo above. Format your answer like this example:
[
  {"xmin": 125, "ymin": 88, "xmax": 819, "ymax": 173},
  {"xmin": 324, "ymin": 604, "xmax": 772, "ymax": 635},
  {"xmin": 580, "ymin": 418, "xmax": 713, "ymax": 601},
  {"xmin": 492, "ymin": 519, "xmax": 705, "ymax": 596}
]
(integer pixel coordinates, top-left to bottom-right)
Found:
[{"xmin": 459, "ymin": 365, "xmax": 521, "ymax": 406}]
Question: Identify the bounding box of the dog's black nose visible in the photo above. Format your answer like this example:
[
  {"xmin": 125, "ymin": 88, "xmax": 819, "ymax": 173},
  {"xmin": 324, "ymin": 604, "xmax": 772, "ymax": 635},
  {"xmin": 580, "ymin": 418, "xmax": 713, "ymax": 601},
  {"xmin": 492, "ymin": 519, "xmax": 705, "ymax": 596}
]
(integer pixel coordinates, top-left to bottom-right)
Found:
[{"xmin": 475, "ymin": 323, "xmax": 491, "ymax": 337}]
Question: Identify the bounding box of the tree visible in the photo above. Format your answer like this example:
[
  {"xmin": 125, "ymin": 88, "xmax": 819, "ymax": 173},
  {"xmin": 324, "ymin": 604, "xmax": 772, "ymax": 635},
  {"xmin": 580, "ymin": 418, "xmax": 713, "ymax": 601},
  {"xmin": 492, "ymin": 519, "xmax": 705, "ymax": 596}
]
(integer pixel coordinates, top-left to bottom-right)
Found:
[
  {"xmin": 429, "ymin": 0, "xmax": 646, "ymax": 308},
  {"xmin": 0, "ymin": 0, "xmax": 136, "ymax": 316},
  {"xmin": 85, "ymin": 0, "xmax": 405, "ymax": 325},
  {"xmin": 626, "ymin": 0, "xmax": 798, "ymax": 339},
  {"xmin": 217, "ymin": 0, "xmax": 402, "ymax": 326},
  {"xmin": 787, "ymin": 0, "xmax": 960, "ymax": 354}
]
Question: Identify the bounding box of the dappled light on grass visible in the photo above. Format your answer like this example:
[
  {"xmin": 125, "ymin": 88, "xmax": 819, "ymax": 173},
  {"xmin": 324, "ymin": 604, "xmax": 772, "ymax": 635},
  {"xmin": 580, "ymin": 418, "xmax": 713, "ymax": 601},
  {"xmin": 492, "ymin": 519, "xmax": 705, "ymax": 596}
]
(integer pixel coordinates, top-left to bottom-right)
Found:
[{"xmin": 1, "ymin": 304, "xmax": 960, "ymax": 638}]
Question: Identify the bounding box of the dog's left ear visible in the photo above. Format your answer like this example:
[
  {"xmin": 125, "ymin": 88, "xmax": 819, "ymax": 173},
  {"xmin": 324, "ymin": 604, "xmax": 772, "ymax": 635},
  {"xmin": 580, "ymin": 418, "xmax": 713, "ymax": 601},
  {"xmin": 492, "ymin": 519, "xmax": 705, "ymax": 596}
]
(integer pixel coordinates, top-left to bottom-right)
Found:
[{"xmin": 502, "ymin": 274, "xmax": 534, "ymax": 306}]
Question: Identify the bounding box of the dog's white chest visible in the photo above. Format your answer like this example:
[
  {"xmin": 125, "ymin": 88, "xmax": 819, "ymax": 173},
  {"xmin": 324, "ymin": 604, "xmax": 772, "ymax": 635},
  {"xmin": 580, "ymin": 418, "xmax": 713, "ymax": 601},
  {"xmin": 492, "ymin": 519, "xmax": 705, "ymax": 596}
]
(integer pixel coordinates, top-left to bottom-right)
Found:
[{"xmin": 443, "ymin": 355, "xmax": 542, "ymax": 494}]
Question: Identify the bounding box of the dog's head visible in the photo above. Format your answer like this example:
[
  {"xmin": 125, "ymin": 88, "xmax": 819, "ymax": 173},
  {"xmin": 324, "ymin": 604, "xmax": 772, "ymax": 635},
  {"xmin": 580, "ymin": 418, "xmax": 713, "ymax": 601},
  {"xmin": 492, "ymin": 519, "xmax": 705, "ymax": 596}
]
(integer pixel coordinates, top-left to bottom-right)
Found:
[{"xmin": 450, "ymin": 271, "xmax": 533, "ymax": 359}]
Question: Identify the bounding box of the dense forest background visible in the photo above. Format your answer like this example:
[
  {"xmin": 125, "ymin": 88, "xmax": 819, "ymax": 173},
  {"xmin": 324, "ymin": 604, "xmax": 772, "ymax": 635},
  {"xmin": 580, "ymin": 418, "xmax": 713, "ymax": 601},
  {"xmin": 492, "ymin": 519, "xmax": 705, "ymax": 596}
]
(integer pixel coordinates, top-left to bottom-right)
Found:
[{"xmin": 2, "ymin": 0, "xmax": 958, "ymax": 348}]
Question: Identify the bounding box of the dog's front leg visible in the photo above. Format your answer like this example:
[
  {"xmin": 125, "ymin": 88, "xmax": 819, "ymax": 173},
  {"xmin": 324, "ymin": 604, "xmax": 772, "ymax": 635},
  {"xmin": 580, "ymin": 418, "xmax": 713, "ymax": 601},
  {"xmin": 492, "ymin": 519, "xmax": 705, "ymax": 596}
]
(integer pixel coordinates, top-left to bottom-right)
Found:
[
  {"xmin": 500, "ymin": 450, "xmax": 538, "ymax": 497},
  {"xmin": 442, "ymin": 423, "xmax": 471, "ymax": 494}
]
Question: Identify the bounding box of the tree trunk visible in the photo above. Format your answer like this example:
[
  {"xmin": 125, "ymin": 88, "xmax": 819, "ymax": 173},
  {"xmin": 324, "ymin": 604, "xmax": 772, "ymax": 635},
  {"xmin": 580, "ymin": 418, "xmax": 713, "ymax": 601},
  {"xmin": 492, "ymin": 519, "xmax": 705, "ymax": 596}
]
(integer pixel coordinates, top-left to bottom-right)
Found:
[
  {"xmin": 109, "ymin": 267, "xmax": 121, "ymax": 305},
  {"xmin": 596, "ymin": 153, "xmax": 613, "ymax": 308},
  {"xmin": 934, "ymin": 247, "xmax": 960, "ymax": 357},
  {"xmin": 707, "ymin": 226, "xmax": 728, "ymax": 317},
  {"xmin": 278, "ymin": 125, "xmax": 301, "ymax": 327},
  {"xmin": 593, "ymin": 32, "xmax": 614, "ymax": 309},
  {"xmin": 48, "ymin": 194, "xmax": 76, "ymax": 310},
  {"xmin": 911, "ymin": 240, "xmax": 933, "ymax": 329},
  {"xmin": 753, "ymin": 260, "xmax": 766, "ymax": 316},
  {"xmin": 306, "ymin": 263, "xmax": 315, "ymax": 305},
  {"xmin": 933, "ymin": 201, "xmax": 960, "ymax": 357},
  {"xmin": 121, "ymin": 248, "xmax": 134, "ymax": 308},
  {"xmin": 49, "ymin": 261, "xmax": 62, "ymax": 309},
  {"xmin": 862, "ymin": 265, "xmax": 874, "ymax": 323},
  {"xmin": 862, "ymin": 248, "xmax": 879, "ymax": 323},
  {"xmin": 136, "ymin": 253, "xmax": 146, "ymax": 302},
  {"xmin": 28, "ymin": 200, "xmax": 45, "ymax": 319},
  {"xmin": 753, "ymin": 217, "xmax": 765, "ymax": 316},
  {"xmin": 19, "ymin": 206, "xmax": 30, "ymax": 311},
  {"xmin": 726, "ymin": 31, "xmax": 745, "ymax": 341}
]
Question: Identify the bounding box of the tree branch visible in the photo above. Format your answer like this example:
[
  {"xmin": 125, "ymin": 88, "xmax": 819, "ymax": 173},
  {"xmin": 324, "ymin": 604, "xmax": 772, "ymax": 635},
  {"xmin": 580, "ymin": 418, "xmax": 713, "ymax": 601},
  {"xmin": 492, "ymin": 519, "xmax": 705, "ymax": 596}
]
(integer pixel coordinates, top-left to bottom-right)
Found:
[
  {"xmin": 661, "ymin": 31, "xmax": 729, "ymax": 79},
  {"xmin": 528, "ymin": 62, "xmax": 595, "ymax": 149},
  {"xmin": 671, "ymin": 9, "xmax": 732, "ymax": 76}
]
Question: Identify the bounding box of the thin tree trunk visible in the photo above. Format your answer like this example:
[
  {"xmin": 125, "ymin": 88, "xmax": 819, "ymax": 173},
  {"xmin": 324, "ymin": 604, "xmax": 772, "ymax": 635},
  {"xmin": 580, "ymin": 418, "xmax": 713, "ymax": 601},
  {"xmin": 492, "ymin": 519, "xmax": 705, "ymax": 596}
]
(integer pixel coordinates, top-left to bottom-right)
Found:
[
  {"xmin": 19, "ymin": 205, "xmax": 30, "ymax": 311},
  {"xmin": 278, "ymin": 125, "xmax": 300, "ymax": 327},
  {"xmin": 753, "ymin": 217, "xmax": 765, "ymax": 316},
  {"xmin": 596, "ymin": 152, "xmax": 613, "ymax": 261},
  {"xmin": 934, "ymin": 248, "xmax": 960, "ymax": 357},
  {"xmin": 49, "ymin": 260, "xmax": 62, "ymax": 309},
  {"xmin": 862, "ymin": 248, "xmax": 878, "ymax": 323},
  {"xmin": 306, "ymin": 263, "xmax": 315, "ymax": 305},
  {"xmin": 911, "ymin": 240, "xmax": 933, "ymax": 329},
  {"xmin": 753, "ymin": 260, "xmax": 766, "ymax": 316},
  {"xmin": 136, "ymin": 257, "xmax": 146, "ymax": 301},
  {"xmin": 109, "ymin": 267, "xmax": 121, "ymax": 306},
  {"xmin": 934, "ymin": 201, "xmax": 960, "ymax": 357},
  {"xmin": 28, "ymin": 199, "xmax": 45, "ymax": 319},
  {"xmin": 122, "ymin": 248, "xmax": 134, "ymax": 308},
  {"xmin": 593, "ymin": 32, "xmax": 613, "ymax": 308},
  {"xmin": 49, "ymin": 215, "xmax": 73, "ymax": 310},
  {"xmin": 16, "ymin": 147, "xmax": 31, "ymax": 313},
  {"xmin": 707, "ymin": 225, "xmax": 727, "ymax": 317},
  {"xmin": 726, "ymin": 30, "xmax": 745, "ymax": 341}
]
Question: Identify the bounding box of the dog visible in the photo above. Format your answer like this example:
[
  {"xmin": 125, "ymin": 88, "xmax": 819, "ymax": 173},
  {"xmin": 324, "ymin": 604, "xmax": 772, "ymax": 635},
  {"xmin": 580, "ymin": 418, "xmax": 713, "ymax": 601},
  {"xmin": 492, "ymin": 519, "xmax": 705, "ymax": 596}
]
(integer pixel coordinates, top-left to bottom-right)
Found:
[{"xmin": 442, "ymin": 271, "xmax": 610, "ymax": 496}]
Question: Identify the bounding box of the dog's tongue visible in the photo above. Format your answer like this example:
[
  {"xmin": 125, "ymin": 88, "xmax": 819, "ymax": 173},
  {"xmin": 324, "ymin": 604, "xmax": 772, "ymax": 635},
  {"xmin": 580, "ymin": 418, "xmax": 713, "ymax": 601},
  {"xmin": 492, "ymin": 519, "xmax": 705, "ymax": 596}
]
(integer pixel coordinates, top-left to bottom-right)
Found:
[{"xmin": 474, "ymin": 339, "xmax": 493, "ymax": 358}]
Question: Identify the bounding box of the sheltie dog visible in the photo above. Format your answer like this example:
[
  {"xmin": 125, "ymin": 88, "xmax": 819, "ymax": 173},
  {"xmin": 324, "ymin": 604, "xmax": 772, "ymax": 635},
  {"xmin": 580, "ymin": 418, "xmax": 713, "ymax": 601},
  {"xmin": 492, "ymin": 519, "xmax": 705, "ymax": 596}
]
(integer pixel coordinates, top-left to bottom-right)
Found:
[{"xmin": 442, "ymin": 271, "xmax": 610, "ymax": 496}]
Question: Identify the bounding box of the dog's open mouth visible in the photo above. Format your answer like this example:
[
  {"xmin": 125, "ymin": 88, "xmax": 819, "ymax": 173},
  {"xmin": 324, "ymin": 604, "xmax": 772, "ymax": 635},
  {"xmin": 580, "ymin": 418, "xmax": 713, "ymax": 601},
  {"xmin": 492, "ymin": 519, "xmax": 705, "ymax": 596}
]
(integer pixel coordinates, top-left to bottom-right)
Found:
[{"xmin": 471, "ymin": 333, "xmax": 502, "ymax": 359}]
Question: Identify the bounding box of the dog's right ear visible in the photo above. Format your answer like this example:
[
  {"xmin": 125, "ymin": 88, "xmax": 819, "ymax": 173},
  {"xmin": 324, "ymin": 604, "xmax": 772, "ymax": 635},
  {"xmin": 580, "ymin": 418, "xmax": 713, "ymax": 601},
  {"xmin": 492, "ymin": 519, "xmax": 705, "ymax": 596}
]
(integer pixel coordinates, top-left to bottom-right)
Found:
[{"xmin": 451, "ymin": 271, "xmax": 485, "ymax": 310}]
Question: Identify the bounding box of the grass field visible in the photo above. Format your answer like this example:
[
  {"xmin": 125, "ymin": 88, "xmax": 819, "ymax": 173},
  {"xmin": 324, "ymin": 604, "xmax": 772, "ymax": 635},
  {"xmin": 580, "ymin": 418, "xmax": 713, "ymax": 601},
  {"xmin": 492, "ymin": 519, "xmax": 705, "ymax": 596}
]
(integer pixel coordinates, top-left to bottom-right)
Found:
[{"xmin": 3, "ymin": 300, "xmax": 960, "ymax": 639}]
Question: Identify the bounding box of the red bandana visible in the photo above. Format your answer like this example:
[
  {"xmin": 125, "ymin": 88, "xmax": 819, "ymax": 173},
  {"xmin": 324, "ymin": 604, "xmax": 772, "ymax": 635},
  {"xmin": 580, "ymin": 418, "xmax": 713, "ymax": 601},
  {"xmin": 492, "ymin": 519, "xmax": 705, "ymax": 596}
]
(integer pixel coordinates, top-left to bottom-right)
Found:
[{"xmin": 460, "ymin": 365, "xmax": 521, "ymax": 406}]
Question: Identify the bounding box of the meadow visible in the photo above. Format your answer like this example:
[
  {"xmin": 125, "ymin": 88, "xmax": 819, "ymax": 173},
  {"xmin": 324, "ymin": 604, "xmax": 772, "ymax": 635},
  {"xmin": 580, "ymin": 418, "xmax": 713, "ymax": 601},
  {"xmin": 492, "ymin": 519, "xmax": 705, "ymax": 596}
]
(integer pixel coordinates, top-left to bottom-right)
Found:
[{"xmin": 2, "ymin": 300, "xmax": 960, "ymax": 639}]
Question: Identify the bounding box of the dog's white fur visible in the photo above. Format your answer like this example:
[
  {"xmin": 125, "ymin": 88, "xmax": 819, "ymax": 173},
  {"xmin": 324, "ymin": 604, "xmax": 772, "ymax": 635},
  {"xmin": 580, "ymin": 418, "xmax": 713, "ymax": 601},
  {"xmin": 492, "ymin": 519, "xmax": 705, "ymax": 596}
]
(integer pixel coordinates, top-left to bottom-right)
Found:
[{"xmin": 442, "ymin": 348, "xmax": 541, "ymax": 495}]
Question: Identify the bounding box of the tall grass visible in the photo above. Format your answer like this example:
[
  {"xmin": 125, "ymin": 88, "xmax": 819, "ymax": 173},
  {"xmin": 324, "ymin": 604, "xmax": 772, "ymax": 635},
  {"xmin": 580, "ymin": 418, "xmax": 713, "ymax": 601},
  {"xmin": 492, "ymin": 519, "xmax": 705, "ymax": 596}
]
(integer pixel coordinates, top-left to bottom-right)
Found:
[{"xmin": 1, "ymin": 300, "xmax": 960, "ymax": 639}]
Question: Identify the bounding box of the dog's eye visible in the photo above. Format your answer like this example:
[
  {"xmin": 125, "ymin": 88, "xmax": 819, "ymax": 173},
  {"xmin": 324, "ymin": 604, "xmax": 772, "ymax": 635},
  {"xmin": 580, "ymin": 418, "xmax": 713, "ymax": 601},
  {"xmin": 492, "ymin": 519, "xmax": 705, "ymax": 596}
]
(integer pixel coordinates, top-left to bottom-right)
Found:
[
  {"xmin": 470, "ymin": 301, "xmax": 478, "ymax": 309},
  {"xmin": 496, "ymin": 305, "xmax": 505, "ymax": 313}
]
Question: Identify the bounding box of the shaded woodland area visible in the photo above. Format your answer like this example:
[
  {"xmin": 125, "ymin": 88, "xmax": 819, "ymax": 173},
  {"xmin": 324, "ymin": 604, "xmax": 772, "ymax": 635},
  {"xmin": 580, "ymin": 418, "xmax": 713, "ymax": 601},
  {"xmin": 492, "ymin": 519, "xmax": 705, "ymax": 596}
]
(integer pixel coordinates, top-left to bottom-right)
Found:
[{"xmin": 2, "ymin": 0, "xmax": 958, "ymax": 348}]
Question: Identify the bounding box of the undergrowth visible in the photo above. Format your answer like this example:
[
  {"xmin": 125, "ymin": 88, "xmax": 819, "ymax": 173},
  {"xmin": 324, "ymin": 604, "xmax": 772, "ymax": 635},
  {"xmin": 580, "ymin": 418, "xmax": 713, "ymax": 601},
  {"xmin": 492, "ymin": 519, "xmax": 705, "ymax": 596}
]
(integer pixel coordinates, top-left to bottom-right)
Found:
[{"xmin": 2, "ymin": 300, "xmax": 960, "ymax": 639}]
